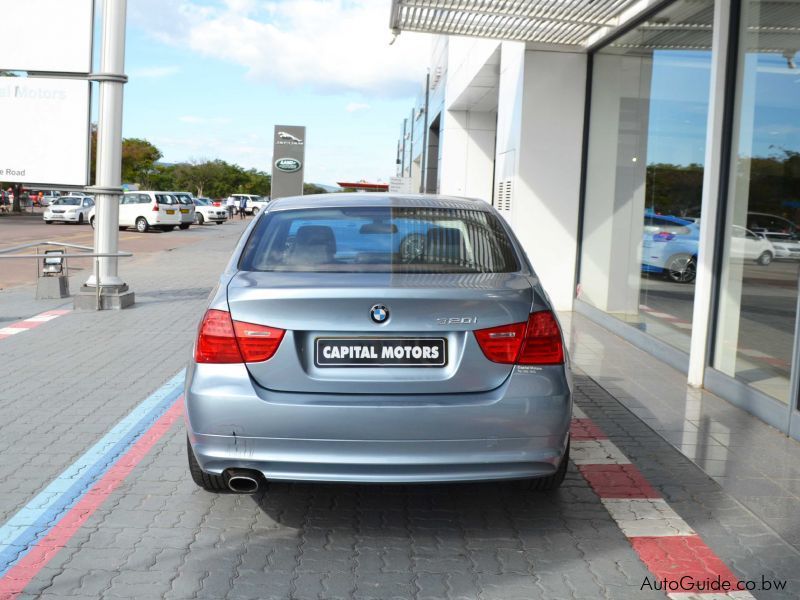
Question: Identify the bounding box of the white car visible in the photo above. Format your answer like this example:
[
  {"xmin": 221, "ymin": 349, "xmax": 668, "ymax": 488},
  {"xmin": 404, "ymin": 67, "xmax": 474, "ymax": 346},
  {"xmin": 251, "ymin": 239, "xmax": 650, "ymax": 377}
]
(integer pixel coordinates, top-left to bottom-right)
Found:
[
  {"xmin": 227, "ymin": 194, "xmax": 269, "ymax": 215},
  {"xmin": 763, "ymin": 234, "xmax": 800, "ymax": 260},
  {"xmin": 731, "ymin": 225, "xmax": 776, "ymax": 265},
  {"xmin": 167, "ymin": 191, "xmax": 196, "ymax": 229},
  {"xmin": 89, "ymin": 191, "xmax": 182, "ymax": 232},
  {"xmin": 43, "ymin": 196, "xmax": 94, "ymax": 224},
  {"xmin": 193, "ymin": 198, "xmax": 227, "ymax": 225}
]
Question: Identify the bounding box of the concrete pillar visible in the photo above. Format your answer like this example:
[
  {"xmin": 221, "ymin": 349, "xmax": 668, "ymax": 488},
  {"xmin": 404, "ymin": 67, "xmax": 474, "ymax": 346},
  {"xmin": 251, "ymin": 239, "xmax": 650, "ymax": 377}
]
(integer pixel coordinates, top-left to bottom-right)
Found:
[
  {"xmin": 579, "ymin": 53, "xmax": 653, "ymax": 317},
  {"xmin": 496, "ymin": 46, "xmax": 587, "ymax": 311},
  {"xmin": 438, "ymin": 109, "xmax": 496, "ymax": 203}
]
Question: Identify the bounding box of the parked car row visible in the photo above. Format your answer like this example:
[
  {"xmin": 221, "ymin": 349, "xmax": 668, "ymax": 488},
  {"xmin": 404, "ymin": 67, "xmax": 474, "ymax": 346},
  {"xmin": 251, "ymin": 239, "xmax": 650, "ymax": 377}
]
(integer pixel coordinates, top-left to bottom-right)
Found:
[
  {"xmin": 41, "ymin": 190, "xmax": 273, "ymax": 229},
  {"xmin": 71, "ymin": 191, "xmax": 228, "ymax": 232}
]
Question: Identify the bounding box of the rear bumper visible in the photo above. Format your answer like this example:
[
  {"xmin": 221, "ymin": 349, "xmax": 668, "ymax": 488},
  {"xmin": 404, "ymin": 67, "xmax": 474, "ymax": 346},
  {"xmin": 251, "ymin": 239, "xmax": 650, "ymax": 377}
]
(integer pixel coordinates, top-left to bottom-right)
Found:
[{"xmin": 185, "ymin": 362, "xmax": 572, "ymax": 483}]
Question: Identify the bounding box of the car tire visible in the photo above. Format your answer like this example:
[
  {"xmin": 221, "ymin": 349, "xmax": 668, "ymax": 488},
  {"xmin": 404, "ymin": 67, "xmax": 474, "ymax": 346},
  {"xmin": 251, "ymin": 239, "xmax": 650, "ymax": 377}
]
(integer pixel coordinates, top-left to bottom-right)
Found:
[
  {"xmin": 757, "ymin": 251, "xmax": 773, "ymax": 266},
  {"xmin": 179, "ymin": 223, "xmax": 191, "ymax": 230},
  {"xmin": 187, "ymin": 438, "xmax": 229, "ymax": 493},
  {"xmin": 135, "ymin": 217, "xmax": 149, "ymax": 233},
  {"xmin": 518, "ymin": 439, "xmax": 569, "ymax": 492},
  {"xmin": 89, "ymin": 217, "xmax": 95, "ymax": 229},
  {"xmin": 44, "ymin": 220, "xmax": 52, "ymax": 225},
  {"xmin": 252, "ymin": 207, "xmax": 259, "ymax": 216},
  {"xmin": 195, "ymin": 213, "xmax": 205, "ymax": 225},
  {"xmin": 78, "ymin": 214, "xmax": 84, "ymax": 225},
  {"xmin": 665, "ymin": 254, "xmax": 696, "ymax": 284},
  {"xmin": 215, "ymin": 221, "xmax": 223, "ymax": 225}
]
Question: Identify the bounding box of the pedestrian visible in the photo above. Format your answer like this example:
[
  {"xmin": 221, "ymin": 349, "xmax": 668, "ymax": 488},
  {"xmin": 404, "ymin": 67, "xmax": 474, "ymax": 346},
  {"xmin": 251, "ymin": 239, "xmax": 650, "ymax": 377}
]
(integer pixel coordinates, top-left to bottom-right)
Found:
[
  {"xmin": 226, "ymin": 196, "xmax": 235, "ymax": 219},
  {"xmin": 239, "ymin": 196, "xmax": 247, "ymax": 219}
]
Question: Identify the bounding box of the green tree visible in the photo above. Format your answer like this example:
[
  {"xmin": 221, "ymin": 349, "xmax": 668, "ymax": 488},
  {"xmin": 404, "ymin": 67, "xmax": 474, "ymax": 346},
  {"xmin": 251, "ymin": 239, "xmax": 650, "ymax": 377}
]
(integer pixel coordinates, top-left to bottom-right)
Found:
[
  {"xmin": 121, "ymin": 138, "xmax": 162, "ymax": 185},
  {"xmin": 303, "ymin": 183, "xmax": 327, "ymax": 195},
  {"xmin": 146, "ymin": 164, "xmax": 178, "ymax": 190}
]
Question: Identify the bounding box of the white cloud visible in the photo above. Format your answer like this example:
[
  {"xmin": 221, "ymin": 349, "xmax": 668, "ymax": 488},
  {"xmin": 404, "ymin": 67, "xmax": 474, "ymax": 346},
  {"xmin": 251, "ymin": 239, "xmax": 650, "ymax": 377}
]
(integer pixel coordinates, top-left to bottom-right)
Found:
[
  {"xmin": 345, "ymin": 102, "xmax": 370, "ymax": 113},
  {"xmin": 129, "ymin": 0, "xmax": 430, "ymax": 96},
  {"xmin": 130, "ymin": 65, "xmax": 181, "ymax": 79}
]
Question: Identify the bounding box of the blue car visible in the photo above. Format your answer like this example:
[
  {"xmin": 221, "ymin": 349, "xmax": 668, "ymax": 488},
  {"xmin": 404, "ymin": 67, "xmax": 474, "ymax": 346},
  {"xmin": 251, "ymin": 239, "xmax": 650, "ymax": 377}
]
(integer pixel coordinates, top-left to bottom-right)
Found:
[
  {"xmin": 186, "ymin": 194, "xmax": 572, "ymax": 493},
  {"xmin": 641, "ymin": 214, "xmax": 699, "ymax": 283}
]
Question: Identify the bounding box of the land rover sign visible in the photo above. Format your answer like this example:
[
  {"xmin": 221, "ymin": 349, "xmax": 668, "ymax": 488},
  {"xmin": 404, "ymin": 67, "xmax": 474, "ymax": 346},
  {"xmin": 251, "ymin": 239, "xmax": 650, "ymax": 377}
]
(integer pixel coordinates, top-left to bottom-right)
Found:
[
  {"xmin": 275, "ymin": 158, "xmax": 302, "ymax": 173},
  {"xmin": 271, "ymin": 125, "xmax": 306, "ymax": 199}
]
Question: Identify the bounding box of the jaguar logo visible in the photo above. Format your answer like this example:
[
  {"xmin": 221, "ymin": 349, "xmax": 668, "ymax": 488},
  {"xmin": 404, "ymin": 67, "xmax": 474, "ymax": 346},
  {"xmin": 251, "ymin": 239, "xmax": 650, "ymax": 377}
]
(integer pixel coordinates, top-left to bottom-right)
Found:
[{"xmin": 277, "ymin": 131, "xmax": 303, "ymax": 145}]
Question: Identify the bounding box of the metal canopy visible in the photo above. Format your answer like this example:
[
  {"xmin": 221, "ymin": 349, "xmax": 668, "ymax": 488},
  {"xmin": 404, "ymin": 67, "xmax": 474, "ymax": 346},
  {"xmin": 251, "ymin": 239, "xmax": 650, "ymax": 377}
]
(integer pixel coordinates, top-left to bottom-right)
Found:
[{"xmin": 389, "ymin": 0, "xmax": 646, "ymax": 47}]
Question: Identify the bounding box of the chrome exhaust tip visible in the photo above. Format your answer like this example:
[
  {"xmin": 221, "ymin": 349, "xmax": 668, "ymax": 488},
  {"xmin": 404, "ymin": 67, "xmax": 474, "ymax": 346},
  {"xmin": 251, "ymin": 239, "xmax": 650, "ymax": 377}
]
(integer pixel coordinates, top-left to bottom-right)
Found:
[{"xmin": 226, "ymin": 471, "xmax": 261, "ymax": 493}]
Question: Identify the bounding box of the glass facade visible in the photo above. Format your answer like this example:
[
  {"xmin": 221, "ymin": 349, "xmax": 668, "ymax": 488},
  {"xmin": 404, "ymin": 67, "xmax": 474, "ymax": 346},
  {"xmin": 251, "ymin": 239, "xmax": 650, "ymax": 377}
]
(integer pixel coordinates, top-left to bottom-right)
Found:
[
  {"xmin": 712, "ymin": 0, "xmax": 800, "ymax": 403},
  {"xmin": 578, "ymin": 0, "xmax": 715, "ymax": 354}
]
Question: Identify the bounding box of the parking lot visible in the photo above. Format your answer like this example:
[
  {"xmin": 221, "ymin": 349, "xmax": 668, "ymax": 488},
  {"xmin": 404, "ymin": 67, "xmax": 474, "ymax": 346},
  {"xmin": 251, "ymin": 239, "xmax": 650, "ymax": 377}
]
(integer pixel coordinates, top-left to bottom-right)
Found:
[{"xmin": 1, "ymin": 219, "xmax": 800, "ymax": 599}]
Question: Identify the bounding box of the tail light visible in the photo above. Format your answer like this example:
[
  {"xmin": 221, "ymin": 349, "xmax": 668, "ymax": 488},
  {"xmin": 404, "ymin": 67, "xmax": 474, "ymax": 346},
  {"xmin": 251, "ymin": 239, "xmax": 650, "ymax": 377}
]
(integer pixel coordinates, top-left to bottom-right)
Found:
[
  {"xmin": 475, "ymin": 311, "xmax": 563, "ymax": 365},
  {"xmin": 195, "ymin": 309, "xmax": 285, "ymax": 364},
  {"xmin": 152, "ymin": 202, "xmax": 160, "ymax": 212}
]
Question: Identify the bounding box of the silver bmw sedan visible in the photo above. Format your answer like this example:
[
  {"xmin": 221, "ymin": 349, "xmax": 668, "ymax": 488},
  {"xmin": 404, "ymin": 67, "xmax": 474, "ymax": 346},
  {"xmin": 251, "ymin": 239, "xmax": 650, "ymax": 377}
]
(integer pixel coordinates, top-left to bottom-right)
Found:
[{"xmin": 185, "ymin": 194, "xmax": 572, "ymax": 493}]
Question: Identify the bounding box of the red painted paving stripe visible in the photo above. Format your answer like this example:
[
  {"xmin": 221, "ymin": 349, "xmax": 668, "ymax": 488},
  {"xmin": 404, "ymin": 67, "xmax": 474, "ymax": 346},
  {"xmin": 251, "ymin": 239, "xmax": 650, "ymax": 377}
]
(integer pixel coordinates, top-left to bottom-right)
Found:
[
  {"xmin": 579, "ymin": 463, "xmax": 662, "ymax": 499},
  {"xmin": 574, "ymin": 414, "xmax": 748, "ymax": 593},
  {"xmin": 0, "ymin": 398, "xmax": 184, "ymax": 600},
  {"xmin": 630, "ymin": 535, "xmax": 740, "ymax": 589},
  {"xmin": 0, "ymin": 309, "xmax": 71, "ymax": 342},
  {"xmin": 570, "ymin": 418, "xmax": 608, "ymax": 440}
]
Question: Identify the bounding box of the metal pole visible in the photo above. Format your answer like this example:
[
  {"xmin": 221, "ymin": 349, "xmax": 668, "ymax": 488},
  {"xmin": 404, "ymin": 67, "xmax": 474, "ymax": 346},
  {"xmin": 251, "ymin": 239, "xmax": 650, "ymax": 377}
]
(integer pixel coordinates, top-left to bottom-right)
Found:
[
  {"xmin": 419, "ymin": 72, "xmax": 430, "ymax": 194},
  {"xmin": 409, "ymin": 108, "xmax": 415, "ymax": 181},
  {"xmin": 87, "ymin": 0, "xmax": 127, "ymax": 289},
  {"xmin": 401, "ymin": 118, "xmax": 408, "ymax": 174}
]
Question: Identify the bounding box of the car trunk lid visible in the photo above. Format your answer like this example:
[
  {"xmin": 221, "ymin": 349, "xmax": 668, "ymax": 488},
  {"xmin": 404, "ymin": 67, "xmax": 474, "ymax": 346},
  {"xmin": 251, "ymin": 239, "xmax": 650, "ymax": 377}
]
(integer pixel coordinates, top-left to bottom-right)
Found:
[{"xmin": 227, "ymin": 271, "xmax": 534, "ymax": 395}]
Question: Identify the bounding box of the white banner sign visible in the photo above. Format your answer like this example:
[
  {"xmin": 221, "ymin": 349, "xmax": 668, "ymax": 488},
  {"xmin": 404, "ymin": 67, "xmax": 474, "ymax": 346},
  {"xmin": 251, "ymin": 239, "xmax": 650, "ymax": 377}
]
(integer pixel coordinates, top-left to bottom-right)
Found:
[
  {"xmin": 389, "ymin": 176, "xmax": 414, "ymax": 194},
  {"xmin": 1, "ymin": 0, "xmax": 94, "ymax": 73},
  {"xmin": 0, "ymin": 77, "xmax": 91, "ymax": 186}
]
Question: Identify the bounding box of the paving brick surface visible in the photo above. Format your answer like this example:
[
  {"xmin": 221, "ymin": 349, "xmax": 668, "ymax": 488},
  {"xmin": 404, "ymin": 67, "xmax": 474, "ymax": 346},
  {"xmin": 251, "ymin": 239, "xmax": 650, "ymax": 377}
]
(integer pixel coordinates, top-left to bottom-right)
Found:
[{"xmin": 2, "ymin": 220, "xmax": 800, "ymax": 598}]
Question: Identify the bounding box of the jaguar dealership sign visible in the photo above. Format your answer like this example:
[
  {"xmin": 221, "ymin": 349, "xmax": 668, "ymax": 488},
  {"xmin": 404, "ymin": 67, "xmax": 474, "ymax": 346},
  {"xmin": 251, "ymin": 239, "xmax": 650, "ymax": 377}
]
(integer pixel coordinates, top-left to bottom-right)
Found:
[{"xmin": 272, "ymin": 125, "xmax": 306, "ymax": 199}]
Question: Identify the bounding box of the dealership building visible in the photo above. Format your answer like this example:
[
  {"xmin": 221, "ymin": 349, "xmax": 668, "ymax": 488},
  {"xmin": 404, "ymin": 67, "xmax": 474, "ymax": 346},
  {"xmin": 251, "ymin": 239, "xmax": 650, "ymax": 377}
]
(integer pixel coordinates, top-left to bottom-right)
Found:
[{"xmin": 391, "ymin": 0, "xmax": 800, "ymax": 439}]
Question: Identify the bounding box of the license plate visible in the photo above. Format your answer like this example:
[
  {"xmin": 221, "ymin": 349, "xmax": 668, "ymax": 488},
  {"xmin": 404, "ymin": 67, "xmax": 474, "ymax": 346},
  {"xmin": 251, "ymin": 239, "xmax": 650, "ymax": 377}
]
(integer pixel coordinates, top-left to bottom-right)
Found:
[
  {"xmin": 315, "ymin": 338, "xmax": 447, "ymax": 367},
  {"xmin": 180, "ymin": 209, "xmax": 189, "ymax": 214},
  {"xmin": 166, "ymin": 210, "xmax": 175, "ymax": 214}
]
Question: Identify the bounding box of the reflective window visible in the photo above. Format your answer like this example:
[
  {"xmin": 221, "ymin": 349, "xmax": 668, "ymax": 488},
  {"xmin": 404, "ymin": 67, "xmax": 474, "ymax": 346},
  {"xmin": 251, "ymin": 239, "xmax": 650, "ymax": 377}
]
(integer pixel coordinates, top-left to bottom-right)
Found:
[
  {"xmin": 713, "ymin": 0, "xmax": 800, "ymax": 403},
  {"xmin": 578, "ymin": 0, "xmax": 714, "ymax": 353}
]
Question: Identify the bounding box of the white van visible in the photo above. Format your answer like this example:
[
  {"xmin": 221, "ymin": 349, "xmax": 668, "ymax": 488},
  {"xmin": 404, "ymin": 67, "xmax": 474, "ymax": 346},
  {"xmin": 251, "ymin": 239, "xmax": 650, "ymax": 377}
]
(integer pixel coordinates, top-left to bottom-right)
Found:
[
  {"xmin": 89, "ymin": 191, "xmax": 182, "ymax": 232},
  {"xmin": 167, "ymin": 191, "xmax": 196, "ymax": 229}
]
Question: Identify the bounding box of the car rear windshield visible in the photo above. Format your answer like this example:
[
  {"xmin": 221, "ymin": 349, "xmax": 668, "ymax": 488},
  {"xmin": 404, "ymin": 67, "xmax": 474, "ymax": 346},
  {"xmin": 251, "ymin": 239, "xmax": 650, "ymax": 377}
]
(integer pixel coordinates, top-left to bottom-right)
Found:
[{"xmin": 238, "ymin": 207, "xmax": 520, "ymax": 273}]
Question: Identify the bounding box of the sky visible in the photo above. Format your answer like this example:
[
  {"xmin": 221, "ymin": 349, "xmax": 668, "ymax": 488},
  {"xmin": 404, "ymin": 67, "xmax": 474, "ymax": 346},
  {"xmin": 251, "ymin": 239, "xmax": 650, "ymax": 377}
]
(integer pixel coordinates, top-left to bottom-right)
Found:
[
  {"xmin": 646, "ymin": 50, "xmax": 800, "ymax": 167},
  {"xmin": 119, "ymin": 0, "xmax": 430, "ymax": 186}
]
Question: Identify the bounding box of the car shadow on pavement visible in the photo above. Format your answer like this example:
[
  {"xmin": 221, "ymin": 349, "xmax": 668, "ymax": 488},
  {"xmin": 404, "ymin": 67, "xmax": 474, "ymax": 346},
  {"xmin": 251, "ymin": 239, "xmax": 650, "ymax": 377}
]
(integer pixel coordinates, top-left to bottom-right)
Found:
[
  {"xmin": 249, "ymin": 468, "xmax": 614, "ymax": 545},
  {"xmin": 237, "ymin": 470, "xmax": 660, "ymax": 598}
]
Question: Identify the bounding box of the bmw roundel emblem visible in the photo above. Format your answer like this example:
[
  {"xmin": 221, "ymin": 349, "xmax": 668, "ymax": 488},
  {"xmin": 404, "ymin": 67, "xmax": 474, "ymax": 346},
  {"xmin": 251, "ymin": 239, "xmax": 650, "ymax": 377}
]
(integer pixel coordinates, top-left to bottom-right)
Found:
[{"xmin": 370, "ymin": 304, "xmax": 389, "ymax": 324}]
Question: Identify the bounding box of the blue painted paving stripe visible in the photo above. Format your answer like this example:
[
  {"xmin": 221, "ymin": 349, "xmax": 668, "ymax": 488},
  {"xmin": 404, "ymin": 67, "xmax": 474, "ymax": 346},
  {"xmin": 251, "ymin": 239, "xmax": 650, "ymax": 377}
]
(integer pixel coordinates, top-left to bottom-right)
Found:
[{"xmin": 0, "ymin": 370, "xmax": 186, "ymax": 575}]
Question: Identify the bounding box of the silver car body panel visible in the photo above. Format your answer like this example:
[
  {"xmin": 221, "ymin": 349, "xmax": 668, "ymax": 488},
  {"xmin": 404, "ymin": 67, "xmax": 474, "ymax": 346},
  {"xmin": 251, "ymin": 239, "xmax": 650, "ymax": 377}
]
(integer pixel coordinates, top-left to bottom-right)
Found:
[{"xmin": 186, "ymin": 193, "xmax": 572, "ymax": 483}]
